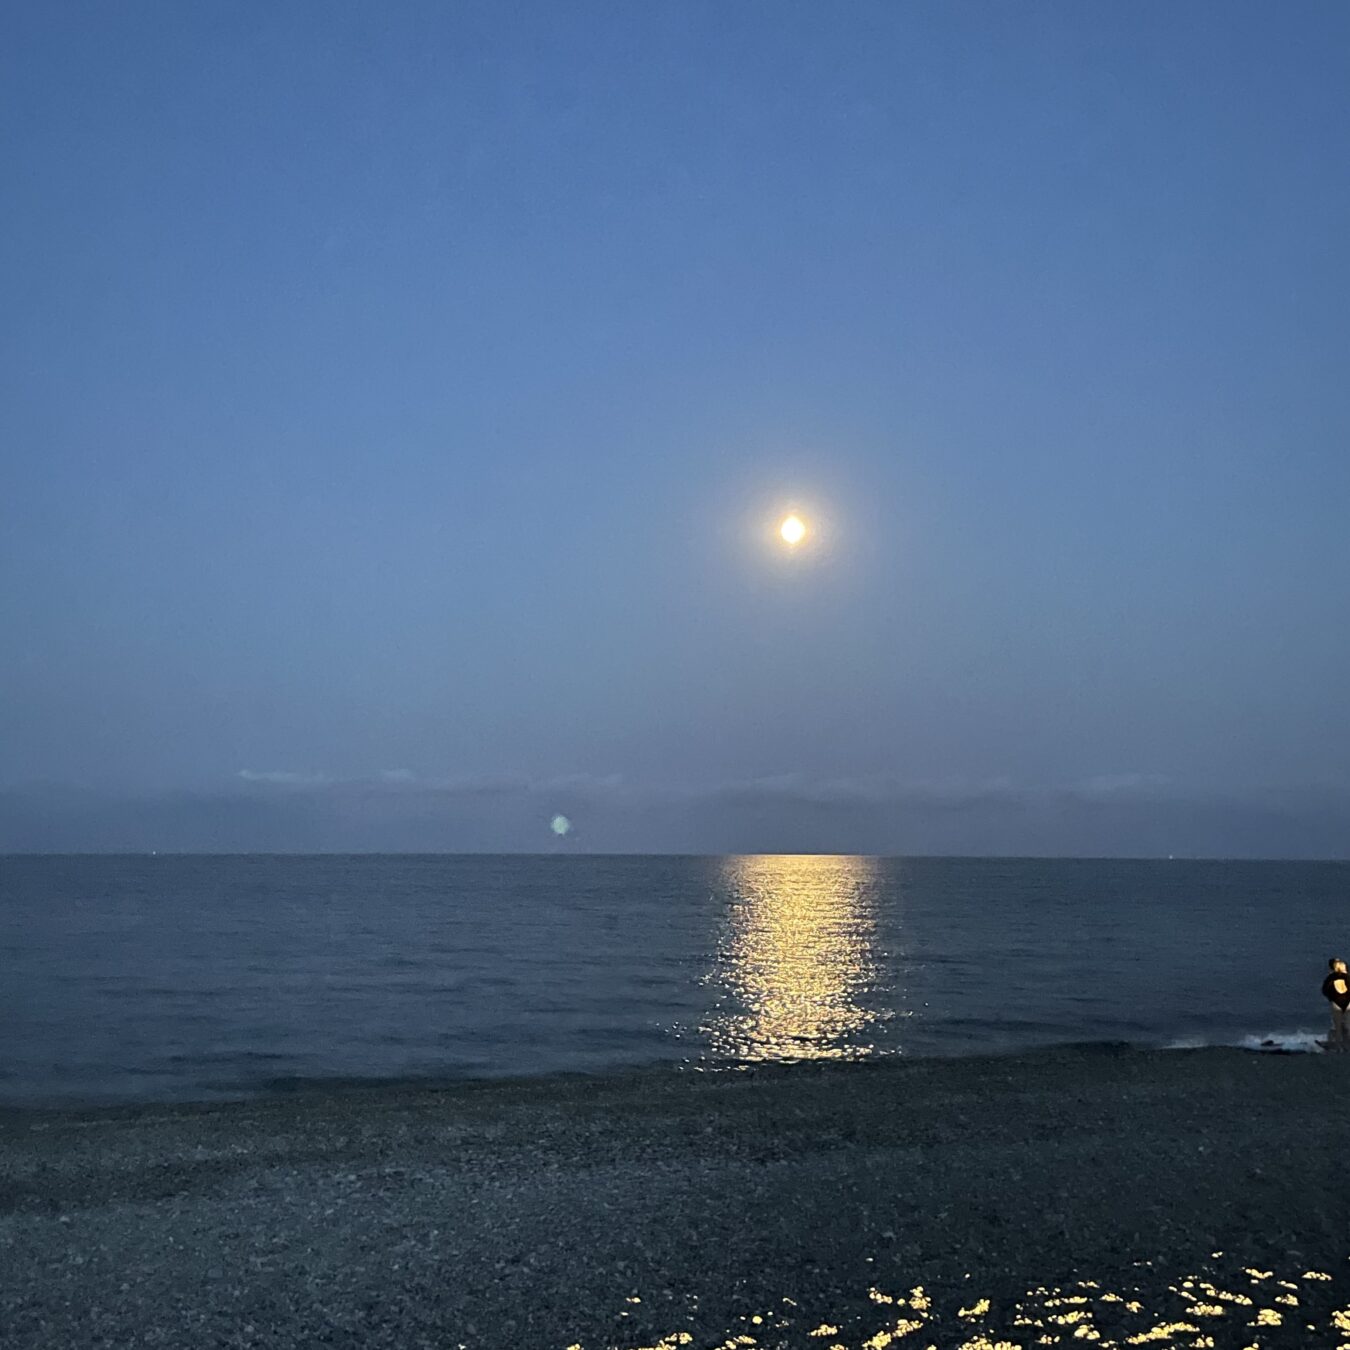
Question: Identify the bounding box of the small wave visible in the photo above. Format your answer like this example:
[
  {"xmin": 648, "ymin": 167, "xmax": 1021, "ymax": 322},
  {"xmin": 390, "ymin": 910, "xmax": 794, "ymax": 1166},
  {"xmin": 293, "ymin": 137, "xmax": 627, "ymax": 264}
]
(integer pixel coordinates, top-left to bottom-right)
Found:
[
  {"xmin": 1240, "ymin": 1030, "xmax": 1326, "ymax": 1054},
  {"xmin": 165, "ymin": 1050, "xmax": 296, "ymax": 1066},
  {"xmin": 1164, "ymin": 1030, "xmax": 1326, "ymax": 1054}
]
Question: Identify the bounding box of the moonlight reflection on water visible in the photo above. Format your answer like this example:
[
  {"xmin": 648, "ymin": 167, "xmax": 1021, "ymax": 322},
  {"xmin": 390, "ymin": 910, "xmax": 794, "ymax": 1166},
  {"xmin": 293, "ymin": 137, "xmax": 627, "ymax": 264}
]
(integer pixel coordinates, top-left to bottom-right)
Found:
[{"xmin": 702, "ymin": 854, "xmax": 900, "ymax": 1063}]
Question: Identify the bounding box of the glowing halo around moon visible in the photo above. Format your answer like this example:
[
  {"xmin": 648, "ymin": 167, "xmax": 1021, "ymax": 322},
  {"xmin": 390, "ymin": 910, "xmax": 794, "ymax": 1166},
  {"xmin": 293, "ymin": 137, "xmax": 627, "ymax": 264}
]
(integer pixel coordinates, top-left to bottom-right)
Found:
[{"xmin": 779, "ymin": 513, "xmax": 807, "ymax": 546}]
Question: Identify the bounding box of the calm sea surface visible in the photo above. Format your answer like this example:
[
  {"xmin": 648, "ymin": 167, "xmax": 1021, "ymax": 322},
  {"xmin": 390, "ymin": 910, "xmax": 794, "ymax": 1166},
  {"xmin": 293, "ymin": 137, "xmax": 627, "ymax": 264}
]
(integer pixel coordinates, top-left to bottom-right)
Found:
[{"xmin": 3, "ymin": 854, "xmax": 1346, "ymax": 1106}]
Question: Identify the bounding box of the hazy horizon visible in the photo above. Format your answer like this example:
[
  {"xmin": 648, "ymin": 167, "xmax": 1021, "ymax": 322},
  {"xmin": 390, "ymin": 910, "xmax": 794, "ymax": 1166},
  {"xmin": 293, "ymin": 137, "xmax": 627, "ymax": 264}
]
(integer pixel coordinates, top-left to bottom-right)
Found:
[
  {"xmin": 8, "ymin": 851, "xmax": 1350, "ymax": 862},
  {"xmin": 4, "ymin": 771, "xmax": 1348, "ymax": 859}
]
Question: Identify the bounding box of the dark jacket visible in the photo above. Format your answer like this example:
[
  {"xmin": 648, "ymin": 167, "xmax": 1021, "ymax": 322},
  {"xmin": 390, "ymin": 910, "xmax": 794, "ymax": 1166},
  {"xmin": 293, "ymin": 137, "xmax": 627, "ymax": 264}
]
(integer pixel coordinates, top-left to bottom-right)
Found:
[{"xmin": 1323, "ymin": 970, "xmax": 1350, "ymax": 1010}]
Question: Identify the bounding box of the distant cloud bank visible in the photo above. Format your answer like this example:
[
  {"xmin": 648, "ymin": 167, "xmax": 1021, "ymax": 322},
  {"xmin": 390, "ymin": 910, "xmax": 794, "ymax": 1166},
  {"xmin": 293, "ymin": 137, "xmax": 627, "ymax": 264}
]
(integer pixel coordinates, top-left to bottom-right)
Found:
[
  {"xmin": 237, "ymin": 769, "xmax": 332, "ymax": 787},
  {"xmin": 0, "ymin": 770, "xmax": 1346, "ymax": 858}
]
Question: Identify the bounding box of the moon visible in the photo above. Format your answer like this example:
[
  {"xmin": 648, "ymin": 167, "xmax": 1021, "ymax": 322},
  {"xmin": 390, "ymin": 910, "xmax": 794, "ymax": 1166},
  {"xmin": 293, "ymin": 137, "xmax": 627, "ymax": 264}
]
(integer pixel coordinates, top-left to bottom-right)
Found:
[{"xmin": 779, "ymin": 514, "xmax": 807, "ymax": 546}]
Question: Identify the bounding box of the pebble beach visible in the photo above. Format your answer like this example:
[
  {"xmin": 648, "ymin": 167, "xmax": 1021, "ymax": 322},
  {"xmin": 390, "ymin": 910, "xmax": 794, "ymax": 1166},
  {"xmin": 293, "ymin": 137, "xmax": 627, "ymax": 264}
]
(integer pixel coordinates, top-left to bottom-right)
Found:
[{"xmin": 3, "ymin": 1045, "xmax": 1350, "ymax": 1349}]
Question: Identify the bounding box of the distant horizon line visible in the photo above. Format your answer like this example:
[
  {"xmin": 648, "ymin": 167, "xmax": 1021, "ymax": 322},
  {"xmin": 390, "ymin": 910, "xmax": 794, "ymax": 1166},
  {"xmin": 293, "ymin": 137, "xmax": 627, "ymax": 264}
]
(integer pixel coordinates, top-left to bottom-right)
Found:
[{"xmin": 4, "ymin": 850, "xmax": 1348, "ymax": 864}]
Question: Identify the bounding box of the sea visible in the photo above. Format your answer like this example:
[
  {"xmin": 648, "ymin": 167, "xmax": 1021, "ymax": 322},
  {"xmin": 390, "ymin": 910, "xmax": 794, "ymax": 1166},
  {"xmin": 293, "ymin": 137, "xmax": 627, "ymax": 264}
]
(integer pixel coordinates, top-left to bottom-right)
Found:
[{"xmin": 3, "ymin": 854, "xmax": 1346, "ymax": 1107}]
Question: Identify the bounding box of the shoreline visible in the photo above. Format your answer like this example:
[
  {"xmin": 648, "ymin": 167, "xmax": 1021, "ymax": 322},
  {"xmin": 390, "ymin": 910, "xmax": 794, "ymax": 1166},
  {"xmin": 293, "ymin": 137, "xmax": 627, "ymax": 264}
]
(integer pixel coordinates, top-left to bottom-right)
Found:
[
  {"xmin": 0, "ymin": 1030, "xmax": 1330, "ymax": 1118},
  {"xmin": 4, "ymin": 1045, "xmax": 1349, "ymax": 1347}
]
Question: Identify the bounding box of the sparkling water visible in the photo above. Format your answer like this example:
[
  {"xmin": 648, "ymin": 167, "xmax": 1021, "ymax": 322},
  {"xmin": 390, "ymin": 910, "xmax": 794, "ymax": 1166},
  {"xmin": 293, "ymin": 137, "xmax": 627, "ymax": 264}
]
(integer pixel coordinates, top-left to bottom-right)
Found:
[{"xmin": 3, "ymin": 853, "xmax": 1345, "ymax": 1104}]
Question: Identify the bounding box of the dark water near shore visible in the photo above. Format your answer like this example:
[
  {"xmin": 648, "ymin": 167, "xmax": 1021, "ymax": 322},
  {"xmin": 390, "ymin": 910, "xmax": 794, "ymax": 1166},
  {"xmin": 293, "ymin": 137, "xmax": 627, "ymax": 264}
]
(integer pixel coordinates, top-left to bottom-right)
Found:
[{"xmin": 3, "ymin": 854, "xmax": 1346, "ymax": 1105}]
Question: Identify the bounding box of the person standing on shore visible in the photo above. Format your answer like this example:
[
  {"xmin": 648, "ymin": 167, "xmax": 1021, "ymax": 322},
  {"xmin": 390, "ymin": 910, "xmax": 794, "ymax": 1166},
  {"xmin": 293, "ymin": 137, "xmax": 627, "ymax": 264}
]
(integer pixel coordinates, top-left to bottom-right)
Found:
[{"xmin": 1323, "ymin": 958, "xmax": 1350, "ymax": 1052}]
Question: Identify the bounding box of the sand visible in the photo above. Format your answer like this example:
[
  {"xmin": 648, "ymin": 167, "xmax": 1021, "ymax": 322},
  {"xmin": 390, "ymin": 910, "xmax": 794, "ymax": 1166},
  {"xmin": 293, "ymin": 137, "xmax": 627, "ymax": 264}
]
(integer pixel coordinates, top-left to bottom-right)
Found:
[{"xmin": 2, "ymin": 1045, "xmax": 1349, "ymax": 1349}]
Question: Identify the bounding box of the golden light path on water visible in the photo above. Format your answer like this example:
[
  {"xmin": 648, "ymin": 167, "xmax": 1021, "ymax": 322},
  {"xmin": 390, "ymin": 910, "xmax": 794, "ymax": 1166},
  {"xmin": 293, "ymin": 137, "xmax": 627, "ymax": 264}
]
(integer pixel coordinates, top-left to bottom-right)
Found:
[
  {"xmin": 564, "ymin": 1259, "xmax": 1350, "ymax": 1350},
  {"xmin": 701, "ymin": 854, "xmax": 894, "ymax": 1064}
]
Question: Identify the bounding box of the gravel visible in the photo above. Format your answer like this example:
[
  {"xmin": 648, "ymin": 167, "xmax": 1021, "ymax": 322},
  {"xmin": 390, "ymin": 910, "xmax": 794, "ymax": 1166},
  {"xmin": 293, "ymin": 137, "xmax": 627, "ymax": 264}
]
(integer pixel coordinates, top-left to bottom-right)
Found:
[{"xmin": 2, "ymin": 1045, "xmax": 1349, "ymax": 1348}]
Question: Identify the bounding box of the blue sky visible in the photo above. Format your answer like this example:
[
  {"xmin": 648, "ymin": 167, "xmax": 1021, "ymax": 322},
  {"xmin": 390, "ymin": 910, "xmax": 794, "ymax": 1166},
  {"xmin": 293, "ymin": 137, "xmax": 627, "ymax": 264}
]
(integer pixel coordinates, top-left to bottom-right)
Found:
[{"xmin": 3, "ymin": 2, "xmax": 1348, "ymax": 852}]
